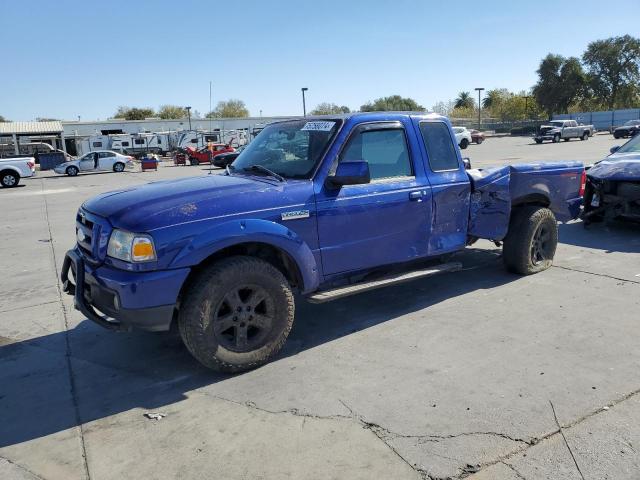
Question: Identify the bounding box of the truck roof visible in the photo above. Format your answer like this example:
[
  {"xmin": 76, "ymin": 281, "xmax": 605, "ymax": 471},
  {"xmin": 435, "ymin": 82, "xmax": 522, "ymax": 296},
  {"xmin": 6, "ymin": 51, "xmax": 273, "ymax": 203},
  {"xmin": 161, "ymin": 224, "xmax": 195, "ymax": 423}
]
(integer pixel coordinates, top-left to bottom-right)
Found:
[{"xmin": 271, "ymin": 111, "xmax": 446, "ymax": 124}]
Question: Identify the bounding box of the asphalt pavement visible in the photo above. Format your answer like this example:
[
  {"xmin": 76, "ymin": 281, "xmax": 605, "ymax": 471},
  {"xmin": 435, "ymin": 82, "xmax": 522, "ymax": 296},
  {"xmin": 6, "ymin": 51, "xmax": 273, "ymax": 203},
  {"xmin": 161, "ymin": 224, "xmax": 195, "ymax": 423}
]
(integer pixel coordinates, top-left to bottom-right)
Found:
[{"xmin": 1, "ymin": 134, "xmax": 639, "ymax": 480}]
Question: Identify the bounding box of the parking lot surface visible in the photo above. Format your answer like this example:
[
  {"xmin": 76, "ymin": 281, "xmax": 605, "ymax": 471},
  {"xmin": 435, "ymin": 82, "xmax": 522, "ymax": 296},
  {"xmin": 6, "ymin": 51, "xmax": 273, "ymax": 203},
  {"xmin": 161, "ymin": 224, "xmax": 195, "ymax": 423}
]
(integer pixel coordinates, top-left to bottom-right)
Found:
[{"xmin": 1, "ymin": 134, "xmax": 639, "ymax": 480}]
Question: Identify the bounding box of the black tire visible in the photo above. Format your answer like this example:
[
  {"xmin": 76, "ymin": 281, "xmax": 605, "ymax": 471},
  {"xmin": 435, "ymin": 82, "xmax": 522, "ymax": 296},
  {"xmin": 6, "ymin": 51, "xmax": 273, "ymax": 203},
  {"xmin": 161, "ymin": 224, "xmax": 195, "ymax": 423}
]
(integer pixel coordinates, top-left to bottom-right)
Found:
[
  {"xmin": 190, "ymin": 158, "xmax": 199, "ymax": 166},
  {"xmin": 613, "ymin": 133, "xmax": 620, "ymax": 139},
  {"xmin": 552, "ymin": 134, "xmax": 560, "ymax": 143},
  {"xmin": 66, "ymin": 166, "xmax": 79, "ymax": 176},
  {"xmin": 563, "ymin": 138, "xmax": 570, "ymax": 142},
  {"xmin": 535, "ymin": 139, "xmax": 543, "ymax": 144},
  {"xmin": 113, "ymin": 162, "xmax": 125, "ymax": 172},
  {"xmin": 475, "ymin": 137, "xmax": 484, "ymax": 144},
  {"xmin": 178, "ymin": 256, "xmax": 295, "ymax": 372},
  {"xmin": 0, "ymin": 170, "xmax": 20, "ymax": 188},
  {"xmin": 460, "ymin": 138, "xmax": 469, "ymax": 149},
  {"xmin": 502, "ymin": 206, "xmax": 558, "ymax": 275},
  {"xmin": 581, "ymin": 132, "xmax": 588, "ymax": 141}
]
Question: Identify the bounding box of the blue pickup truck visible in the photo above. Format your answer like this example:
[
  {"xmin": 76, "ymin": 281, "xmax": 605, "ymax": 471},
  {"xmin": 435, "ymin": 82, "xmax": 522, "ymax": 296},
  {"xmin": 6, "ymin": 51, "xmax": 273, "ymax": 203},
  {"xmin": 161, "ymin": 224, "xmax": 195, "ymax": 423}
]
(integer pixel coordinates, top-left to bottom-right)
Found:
[{"xmin": 61, "ymin": 113, "xmax": 585, "ymax": 372}]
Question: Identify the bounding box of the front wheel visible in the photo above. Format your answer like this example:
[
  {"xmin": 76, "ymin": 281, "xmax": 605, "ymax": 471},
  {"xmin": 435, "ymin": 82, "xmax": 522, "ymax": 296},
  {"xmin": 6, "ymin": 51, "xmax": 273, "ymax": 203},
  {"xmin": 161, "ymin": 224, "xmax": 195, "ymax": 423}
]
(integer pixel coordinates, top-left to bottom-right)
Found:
[
  {"xmin": 535, "ymin": 139, "xmax": 543, "ymax": 144},
  {"xmin": 460, "ymin": 138, "xmax": 469, "ymax": 149},
  {"xmin": 179, "ymin": 256, "xmax": 295, "ymax": 372},
  {"xmin": 502, "ymin": 206, "xmax": 558, "ymax": 275},
  {"xmin": 66, "ymin": 166, "xmax": 79, "ymax": 176},
  {"xmin": 552, "ymin": 134, "xmax": 560, "ymax": 143}
]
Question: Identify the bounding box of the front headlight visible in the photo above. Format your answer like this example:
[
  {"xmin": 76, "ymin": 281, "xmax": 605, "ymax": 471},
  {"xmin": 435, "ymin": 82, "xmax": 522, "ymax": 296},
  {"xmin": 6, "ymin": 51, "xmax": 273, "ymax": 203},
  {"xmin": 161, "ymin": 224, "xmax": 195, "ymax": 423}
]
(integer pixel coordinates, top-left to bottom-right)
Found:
[{"xmin": 107, "ymin": 229, "xmax": 156, "ymax": 262}]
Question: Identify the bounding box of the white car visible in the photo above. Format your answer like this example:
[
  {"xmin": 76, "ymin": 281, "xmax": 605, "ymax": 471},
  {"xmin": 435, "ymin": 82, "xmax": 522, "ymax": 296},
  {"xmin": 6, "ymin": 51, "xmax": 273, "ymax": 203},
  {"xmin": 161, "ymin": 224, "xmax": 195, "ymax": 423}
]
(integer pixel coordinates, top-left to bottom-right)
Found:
[
  {"xmin": 0, "ymin": 157, "xmax": 36, "ymax": 187},
  {"xmin": 452, "ymin": 127, "xmax": 472, "ymax": 149},
  {"xmin": 54, "ymin": 150, "xmax": 134, "ymax": 176}
]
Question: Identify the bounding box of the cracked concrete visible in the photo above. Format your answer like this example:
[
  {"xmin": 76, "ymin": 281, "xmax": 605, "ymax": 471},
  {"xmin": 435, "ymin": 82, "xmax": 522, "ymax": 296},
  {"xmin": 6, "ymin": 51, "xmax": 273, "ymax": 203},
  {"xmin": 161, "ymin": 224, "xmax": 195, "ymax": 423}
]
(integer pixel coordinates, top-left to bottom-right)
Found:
[{"xmin": 2, "ymin": 136, "xmax": 640, "ymax": 480}]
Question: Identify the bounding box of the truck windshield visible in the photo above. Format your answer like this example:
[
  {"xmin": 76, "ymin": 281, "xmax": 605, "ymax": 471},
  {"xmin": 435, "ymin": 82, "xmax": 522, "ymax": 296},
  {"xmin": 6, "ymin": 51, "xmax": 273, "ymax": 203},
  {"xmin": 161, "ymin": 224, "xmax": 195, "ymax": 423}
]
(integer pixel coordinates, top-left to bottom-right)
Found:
[
  {"xmin": 549, "ymin": 121, "xmax": 564, "ymax": 127},
  {"xmin": 232, "ymin": 119, "xmax": 342, "ymax": 179}
]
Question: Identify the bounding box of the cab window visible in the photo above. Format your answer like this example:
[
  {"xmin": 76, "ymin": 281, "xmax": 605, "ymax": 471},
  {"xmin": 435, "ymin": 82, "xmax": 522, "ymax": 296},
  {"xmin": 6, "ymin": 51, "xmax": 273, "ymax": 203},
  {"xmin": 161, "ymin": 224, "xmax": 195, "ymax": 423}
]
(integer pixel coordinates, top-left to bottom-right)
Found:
[
  {"xmin": 340, "ymin": 126, "xmax": 412, "ymax": 180},
  {"xmin": 419, "ymin": 122, "xmax": 460, "ymax": 172}
]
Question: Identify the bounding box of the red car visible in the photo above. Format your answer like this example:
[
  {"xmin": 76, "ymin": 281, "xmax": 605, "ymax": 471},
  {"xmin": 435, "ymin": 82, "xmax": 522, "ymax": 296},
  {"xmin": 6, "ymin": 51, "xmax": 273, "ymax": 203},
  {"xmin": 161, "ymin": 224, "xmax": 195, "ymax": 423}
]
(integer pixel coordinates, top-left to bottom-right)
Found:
[
  {"xmin": 469, "ymin": 129, "xmax": 485, "ymax": 144},
  {"xmin": 185, "ymin": 144, "xmax": 235, "ymax": 165}
]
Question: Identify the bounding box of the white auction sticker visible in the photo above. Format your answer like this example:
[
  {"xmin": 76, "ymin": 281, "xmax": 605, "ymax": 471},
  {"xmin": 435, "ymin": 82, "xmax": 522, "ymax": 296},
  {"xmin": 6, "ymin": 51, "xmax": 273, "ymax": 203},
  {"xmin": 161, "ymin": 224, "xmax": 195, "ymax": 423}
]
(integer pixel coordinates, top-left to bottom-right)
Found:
[{"xmin": 301, "ymin": 121, "xmax": 336, "ymax": 132}]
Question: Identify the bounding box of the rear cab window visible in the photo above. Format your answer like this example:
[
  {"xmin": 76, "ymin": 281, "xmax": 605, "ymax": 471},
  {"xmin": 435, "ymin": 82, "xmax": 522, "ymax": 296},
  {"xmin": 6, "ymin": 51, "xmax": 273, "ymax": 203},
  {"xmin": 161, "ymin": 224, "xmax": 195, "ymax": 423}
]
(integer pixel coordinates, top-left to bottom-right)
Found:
[{"xmin": 419, "ymin": 122, "xmax": 461, "ymax": 172}]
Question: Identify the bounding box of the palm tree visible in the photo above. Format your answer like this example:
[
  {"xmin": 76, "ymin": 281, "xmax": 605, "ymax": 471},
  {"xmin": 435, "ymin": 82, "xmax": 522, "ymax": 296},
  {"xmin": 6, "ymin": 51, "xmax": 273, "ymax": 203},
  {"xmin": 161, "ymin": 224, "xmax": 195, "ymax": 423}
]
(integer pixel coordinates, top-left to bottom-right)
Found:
[{"xmin": 454, "ymin": 92, "xmax": 474, "ymax": 109}]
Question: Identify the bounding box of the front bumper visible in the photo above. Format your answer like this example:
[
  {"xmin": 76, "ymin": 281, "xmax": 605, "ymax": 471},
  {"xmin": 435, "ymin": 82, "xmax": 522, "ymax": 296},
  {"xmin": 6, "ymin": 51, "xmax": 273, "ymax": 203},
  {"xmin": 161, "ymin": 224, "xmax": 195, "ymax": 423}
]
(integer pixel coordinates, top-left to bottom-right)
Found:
[{"xmin": 61, "ymin": 248, "xmax": 189, "ymax": 331}]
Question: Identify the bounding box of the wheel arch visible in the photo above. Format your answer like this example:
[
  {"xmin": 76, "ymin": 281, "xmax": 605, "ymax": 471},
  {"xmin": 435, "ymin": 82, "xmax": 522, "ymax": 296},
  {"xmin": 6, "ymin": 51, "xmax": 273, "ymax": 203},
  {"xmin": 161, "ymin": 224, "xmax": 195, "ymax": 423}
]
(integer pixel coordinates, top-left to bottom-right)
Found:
[
  {"xmin": 511, "ymin": 193, "xmax": 550, "ymax": 209},
  {"xmin": 168, "ymin": 219, "xmax": 320, "ymax": 295}
]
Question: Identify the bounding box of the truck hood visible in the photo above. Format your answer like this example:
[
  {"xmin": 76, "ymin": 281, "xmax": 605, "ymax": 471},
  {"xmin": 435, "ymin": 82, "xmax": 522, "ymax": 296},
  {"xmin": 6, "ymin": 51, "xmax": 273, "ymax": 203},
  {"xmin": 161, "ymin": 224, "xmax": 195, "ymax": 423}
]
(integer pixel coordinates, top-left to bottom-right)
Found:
[
  {"xmin": 587, "ymin": 156, "xmax": 640, "ymax": 181},
  {"xmin": 82, "ymin": 174, "xmax": 312, "ymax": 232}
]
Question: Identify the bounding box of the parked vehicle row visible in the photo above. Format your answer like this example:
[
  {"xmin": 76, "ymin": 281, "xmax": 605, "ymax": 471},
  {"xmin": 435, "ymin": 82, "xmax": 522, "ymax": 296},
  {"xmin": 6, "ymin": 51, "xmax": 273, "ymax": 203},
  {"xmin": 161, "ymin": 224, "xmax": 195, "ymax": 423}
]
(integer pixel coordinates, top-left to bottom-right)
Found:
[
  {"xmin": 0, "ymin": 157, "xmax": 36, "ymax": 187},
  {"xmin": 60, "ymin": 112, "xmax": 585, "ymax": 373}
]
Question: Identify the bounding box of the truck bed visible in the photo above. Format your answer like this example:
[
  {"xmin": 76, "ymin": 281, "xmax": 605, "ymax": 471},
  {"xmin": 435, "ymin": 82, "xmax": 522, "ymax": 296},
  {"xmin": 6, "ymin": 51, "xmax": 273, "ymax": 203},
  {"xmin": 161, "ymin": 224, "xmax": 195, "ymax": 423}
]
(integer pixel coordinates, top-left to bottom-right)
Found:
[{"xmin": 467, "ymin": 161, "xmax": 584, "ymax": 241}]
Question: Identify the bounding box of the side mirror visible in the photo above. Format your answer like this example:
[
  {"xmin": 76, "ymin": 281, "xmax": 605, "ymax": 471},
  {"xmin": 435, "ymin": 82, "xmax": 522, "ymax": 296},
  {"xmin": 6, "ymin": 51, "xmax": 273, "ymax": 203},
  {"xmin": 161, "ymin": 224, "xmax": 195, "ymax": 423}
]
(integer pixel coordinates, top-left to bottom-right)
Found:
[
  {"xmin": 610, "ymin": 146, "xmax": 620, "ymax": 154},
  {"xmin": 328, "ymin": 161, "xmax": 370, "ymax": 187},
  {"xmin": 462, "ymin": 157, "xmax": 471, "ymax": 170}
]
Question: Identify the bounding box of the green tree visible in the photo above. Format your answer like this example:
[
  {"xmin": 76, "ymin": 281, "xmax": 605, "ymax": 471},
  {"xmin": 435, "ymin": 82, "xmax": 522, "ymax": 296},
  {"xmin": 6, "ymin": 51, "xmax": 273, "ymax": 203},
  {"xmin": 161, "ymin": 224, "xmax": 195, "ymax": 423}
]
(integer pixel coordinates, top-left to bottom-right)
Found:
[
  {"xmin": 114, "ymin": 106, "xmax": 156, "ymax": 120},
  {"xmin": 310, "ymin": 102, "xmax": 351, "ymax": 115},
  {"xmin": 582, "ymin": 35, "xmax": 640, "ymax": 109},
  {"xmin": 359, "ymin": 95, "xmax": 423, "ymax": 112},
  {"xmin": 482, "ymin": 88, "xmax": 510, "ymax": 109},
  {"xmin": 532, "ymin": 54, "xmax": 585, "ymax": 116},
  {"xmin": 0, "ymin": 115, "xmax": 9, "ymax": 122},
  {"xmin": 158, "ymin": 105, "xmax": 187, "ymax": 119},
  {"xmin": 35, "ymin": 117, "xmax": 60, "ymax": 121},
  {"xmin": 454, "ymin": 92, "xmax": 474, "ymax": 109},
  {"xmin": 206, "ymin": 99, "xmax": 249, "ymax": 118}
]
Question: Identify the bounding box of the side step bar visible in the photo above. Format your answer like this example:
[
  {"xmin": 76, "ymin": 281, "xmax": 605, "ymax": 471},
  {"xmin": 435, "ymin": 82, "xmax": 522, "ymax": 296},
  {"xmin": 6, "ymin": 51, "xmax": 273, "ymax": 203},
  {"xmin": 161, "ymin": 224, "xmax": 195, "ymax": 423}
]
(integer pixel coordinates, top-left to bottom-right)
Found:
[{"xmin": 307, "ymin": 261, "xmax": 462, "ymax": 304}]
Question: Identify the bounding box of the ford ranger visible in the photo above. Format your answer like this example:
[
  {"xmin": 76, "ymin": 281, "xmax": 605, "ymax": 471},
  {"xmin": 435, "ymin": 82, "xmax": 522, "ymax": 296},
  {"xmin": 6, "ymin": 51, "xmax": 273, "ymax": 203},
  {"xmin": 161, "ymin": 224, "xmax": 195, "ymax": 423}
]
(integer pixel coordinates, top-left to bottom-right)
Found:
[{"xmin": 61, "ymin": 113, "xmax": 585, "ymax": 372}]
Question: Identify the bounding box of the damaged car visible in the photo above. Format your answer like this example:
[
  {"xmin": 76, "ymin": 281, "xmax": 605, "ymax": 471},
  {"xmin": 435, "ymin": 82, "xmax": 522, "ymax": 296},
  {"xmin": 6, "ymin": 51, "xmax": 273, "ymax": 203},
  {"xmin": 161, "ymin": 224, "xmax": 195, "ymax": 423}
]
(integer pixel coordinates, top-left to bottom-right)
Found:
[{"xmin": 582, "ymin": 134, "xmax": 640, "ymax": 224}]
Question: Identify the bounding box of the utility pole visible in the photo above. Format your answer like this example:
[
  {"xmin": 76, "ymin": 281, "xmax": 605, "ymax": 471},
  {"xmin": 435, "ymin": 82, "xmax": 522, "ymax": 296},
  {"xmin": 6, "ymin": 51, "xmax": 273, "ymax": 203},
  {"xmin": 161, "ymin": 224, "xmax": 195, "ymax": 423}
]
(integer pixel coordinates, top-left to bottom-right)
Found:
[
  {"xmin": 475, "ymin": 87, "xmax": 484, "ymax": 130},
  {"xmin": 186, "ymin": 106, "xmax": 192, "ymax": 130},
  {"xmin": 301, "ymin": 87, "xmax": 308, "ymax": 117},
  {"xmin": 209, "ymin": 81, "xmax": 212, "ymax": 133}
]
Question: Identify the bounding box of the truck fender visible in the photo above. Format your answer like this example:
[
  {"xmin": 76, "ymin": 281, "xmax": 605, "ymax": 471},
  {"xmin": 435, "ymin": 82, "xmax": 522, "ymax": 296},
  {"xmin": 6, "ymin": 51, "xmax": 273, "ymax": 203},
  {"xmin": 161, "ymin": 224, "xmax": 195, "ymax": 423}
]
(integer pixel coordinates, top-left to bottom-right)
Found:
[
  {"xmin": 168, "ymin": 218, "xmax": 320, "ymax": 293},
  {"xmin": 0, "ymin": 165, "xmax": 23, "ymax": 175}
]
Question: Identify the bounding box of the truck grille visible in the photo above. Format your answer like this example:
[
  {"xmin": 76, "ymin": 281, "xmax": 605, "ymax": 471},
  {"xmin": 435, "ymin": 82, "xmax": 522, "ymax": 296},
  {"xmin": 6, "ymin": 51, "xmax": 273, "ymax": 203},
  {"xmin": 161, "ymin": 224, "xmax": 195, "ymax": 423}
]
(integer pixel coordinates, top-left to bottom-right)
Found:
[{"xmin": 76, "ymin": 209, "xmax": 111, "ymax": 264}]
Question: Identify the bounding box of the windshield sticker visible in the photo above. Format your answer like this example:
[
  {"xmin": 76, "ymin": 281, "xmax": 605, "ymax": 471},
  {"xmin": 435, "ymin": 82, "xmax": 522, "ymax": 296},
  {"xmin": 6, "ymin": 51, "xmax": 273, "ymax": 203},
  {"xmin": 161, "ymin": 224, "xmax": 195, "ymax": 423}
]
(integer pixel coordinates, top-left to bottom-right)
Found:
[{"xmin": 301, "ymin": 121, "xmax": 336, "ymax": 132}]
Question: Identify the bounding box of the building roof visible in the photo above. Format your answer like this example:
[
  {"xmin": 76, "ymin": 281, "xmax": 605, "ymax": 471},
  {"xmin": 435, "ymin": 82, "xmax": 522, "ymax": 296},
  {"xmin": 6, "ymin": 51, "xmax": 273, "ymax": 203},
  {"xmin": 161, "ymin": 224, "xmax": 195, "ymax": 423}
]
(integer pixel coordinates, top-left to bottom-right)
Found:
[{"xmin": 0, "ymin": 121, "xmax": 64, "ymax": 135}]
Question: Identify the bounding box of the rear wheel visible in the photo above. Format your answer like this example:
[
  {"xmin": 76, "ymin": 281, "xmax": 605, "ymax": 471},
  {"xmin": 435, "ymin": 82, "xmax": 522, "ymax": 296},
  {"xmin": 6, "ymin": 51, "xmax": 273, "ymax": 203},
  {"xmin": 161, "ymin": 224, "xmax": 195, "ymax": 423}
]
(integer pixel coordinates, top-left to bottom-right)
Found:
[
  {"xmin": 535, "ymin": 139, "xmax": 543, "ymax": 144},
  {"xmin": 190, "ymin": 158, "xmax": 199, "ymax": 166},
  {"xmin": 113, "ymin": 162, "xmax": 125, "ymax": 172},
  {"xmin": 460, "ymin": 138, "xmax": 469, "ymax": 149},
  {"xmin": 66, "ymin": 166, "xmax": 79, "ymax": 176},
  {"xmin": 476, "ymin": 137, "xmax": 484, "ymax": 144},
  {"xmin": 502, "ymin": 206, "xmax": 558, "ymax": 275},
  {"xmin": 179, "ymin": 256, "xmax": 295, "ymax": 372},
  {"xmin": 581, "ymin": 132, "xmax": 589, "ymax": 141},
  {"xmin": 0, "ymin": 170, "xmax": 20, "ymax": 188},
  {"xmin": 563, "ymin": 137, "xmax": 570, "ymax": 142}
]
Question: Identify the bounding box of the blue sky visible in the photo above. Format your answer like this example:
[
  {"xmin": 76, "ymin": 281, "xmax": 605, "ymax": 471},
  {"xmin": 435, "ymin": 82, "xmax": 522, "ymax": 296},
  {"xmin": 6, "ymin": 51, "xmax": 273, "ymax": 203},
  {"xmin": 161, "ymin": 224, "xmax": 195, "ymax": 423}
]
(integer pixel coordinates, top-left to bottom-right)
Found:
[{"xmin": 1, "ymin": 0, "xmax": 637, "ymax": 121}]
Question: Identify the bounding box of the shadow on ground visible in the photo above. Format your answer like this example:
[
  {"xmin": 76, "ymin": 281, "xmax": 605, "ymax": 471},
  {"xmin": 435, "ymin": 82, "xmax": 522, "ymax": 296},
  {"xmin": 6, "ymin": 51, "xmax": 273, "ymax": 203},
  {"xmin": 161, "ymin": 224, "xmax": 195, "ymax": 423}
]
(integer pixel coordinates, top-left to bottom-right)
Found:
[
  {"xmin": 0, "ymin": 248, "xmax": 515, "ymax": 448},
  {"xmin": 559, "ymin": 220, "xmax": 640, "ymax": 253}
]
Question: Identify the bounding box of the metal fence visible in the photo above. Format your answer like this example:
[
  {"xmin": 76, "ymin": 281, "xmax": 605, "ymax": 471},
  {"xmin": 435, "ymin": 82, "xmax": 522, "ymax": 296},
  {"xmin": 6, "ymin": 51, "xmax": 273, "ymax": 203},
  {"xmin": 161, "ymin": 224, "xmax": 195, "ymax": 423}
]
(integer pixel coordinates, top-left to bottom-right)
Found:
[{"xmin": 553, "ymin": 108, "xmax": 640, "ymax": 132}]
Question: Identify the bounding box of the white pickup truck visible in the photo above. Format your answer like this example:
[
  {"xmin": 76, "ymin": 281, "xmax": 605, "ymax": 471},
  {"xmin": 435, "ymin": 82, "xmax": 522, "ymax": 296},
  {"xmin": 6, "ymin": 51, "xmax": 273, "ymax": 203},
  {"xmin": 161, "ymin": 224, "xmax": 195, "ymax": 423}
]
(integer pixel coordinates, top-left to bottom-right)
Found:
[
  {"xmin": 534, "ymin": 120, "xmax": 594, "ymax": 143},
  {"xmin": 0, "ymin": 157, "xmax": 36, "ymax": 188}
]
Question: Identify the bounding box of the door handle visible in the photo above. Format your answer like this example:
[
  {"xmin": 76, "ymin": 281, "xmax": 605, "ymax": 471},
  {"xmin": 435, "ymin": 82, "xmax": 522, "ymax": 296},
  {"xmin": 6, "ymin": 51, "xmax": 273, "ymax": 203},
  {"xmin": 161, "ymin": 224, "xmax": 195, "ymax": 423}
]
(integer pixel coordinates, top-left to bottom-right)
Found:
[{"xmin": 409, "ymin": 191, "xmax": 423, "ymax": 201}]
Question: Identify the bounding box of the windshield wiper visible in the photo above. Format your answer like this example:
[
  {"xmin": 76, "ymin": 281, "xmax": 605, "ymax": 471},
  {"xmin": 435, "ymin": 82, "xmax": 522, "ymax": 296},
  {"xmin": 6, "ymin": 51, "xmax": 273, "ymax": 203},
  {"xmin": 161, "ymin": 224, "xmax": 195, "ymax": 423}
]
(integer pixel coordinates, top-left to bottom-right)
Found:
[{"xmin": 242, "ymin": 165, "xmax": 285, "ymax": 182}]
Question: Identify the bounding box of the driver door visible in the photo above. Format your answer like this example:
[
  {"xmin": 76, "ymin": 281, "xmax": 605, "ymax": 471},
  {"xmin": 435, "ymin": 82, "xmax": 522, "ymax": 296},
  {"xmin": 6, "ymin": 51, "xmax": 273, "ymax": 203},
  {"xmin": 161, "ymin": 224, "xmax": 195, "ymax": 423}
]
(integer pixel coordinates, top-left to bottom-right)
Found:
[
  {"xmin": 316, "ymin": 121, "xmax": 431, "ymax": 276},
  {"xmin": 79, "ymin": 153, "xmax": 97, "ymax": 171}
]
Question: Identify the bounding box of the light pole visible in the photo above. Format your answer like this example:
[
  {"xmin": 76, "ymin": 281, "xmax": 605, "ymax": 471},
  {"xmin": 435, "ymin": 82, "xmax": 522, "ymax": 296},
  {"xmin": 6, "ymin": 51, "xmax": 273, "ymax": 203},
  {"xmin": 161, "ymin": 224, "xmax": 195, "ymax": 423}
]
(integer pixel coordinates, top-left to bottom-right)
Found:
[
  {"xmin": 301, "ymin": 87, "xmax": 308, "ymax": 117},
  {"xmin": 523, "ymin": 95, "xmax": 531, "ymax": 121},
  {"xmin": 185, "ymin": 106, "xmax": 192, "ymax": 130},
  {"xmin": 475, "ymin": 87, "xmax": 484, "ymax": 130}
]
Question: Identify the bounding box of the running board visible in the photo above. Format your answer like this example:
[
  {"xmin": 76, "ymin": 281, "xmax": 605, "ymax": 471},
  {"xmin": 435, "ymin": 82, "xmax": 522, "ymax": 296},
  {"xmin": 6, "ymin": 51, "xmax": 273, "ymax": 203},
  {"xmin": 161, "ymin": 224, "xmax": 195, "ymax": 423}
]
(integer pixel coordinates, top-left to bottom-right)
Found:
[{"xmin": 307, "ymin": 261, "xmax": 462, "ymax": 303}]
